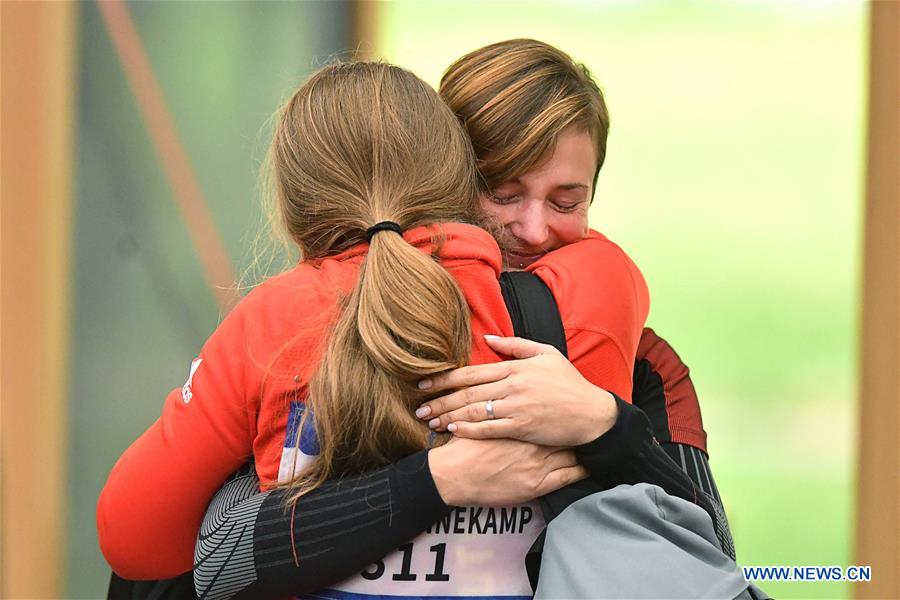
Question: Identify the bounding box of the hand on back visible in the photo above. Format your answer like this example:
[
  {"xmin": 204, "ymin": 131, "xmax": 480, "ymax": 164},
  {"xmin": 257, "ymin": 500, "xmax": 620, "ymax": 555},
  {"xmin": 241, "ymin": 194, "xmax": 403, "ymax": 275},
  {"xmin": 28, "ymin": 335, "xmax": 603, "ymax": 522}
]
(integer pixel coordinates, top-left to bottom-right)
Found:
[
  {"xmin": 427, "ymin": 436, "xmax": 587, "ymax": 507},
  {"xmin": 417, "ymin": 336, "xmax": 618, "ymax": 447}
]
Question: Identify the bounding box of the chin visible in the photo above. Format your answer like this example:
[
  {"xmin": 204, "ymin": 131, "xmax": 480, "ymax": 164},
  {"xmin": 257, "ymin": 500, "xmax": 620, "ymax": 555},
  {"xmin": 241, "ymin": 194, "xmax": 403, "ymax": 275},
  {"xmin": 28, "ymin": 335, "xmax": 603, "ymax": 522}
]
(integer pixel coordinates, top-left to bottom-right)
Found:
[{"xmin": 502, "ymin": 252, "xmax": 543, "ymax": 270}]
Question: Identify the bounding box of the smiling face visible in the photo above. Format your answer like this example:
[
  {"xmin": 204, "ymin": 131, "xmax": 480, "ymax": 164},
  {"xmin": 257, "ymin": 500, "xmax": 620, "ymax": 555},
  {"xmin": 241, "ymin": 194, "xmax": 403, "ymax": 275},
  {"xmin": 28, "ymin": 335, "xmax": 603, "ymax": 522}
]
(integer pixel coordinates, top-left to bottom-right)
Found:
[{"xmin": 481, "ymin": 126, "xmax": 596, "ymax": 269}]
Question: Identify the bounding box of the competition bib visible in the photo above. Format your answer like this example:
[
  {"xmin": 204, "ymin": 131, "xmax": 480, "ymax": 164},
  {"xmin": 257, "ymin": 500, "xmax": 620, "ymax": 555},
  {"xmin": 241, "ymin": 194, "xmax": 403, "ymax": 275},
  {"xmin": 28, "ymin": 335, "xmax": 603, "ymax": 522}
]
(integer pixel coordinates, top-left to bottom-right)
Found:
[
  {"xmin": 302, "ymin": 502, "xmax": 544, "ymax": 599},
  {"xmin": 280, "ymin": 403, "xmax": 544, "ymax": 598}
]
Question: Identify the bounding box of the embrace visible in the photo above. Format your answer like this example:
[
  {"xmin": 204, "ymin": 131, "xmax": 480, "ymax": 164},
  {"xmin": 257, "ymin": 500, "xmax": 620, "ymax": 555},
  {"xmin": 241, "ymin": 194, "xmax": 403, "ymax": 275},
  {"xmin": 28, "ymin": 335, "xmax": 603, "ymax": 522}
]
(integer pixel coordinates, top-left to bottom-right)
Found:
[{"xmin": 99, "ymin": 39, "xmax": 756, "ymax": 600}]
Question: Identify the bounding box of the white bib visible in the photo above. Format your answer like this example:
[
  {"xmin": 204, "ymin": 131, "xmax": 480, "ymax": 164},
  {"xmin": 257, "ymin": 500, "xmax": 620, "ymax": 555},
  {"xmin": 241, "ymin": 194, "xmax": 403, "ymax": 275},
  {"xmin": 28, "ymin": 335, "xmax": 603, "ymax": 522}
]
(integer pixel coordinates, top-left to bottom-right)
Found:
[
  {"xmin": 280, "ymin": 402, "xmax": 543, "ymax": 598},
  {"xmin": 303, "ymin": 502, "xmax": 544, "ymax": 599}
]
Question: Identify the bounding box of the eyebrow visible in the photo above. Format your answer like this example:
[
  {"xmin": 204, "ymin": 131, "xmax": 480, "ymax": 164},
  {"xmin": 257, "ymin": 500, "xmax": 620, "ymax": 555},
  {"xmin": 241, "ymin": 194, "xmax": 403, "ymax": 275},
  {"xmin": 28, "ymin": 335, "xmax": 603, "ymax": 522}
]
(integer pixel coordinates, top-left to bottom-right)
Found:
[
  {"xmin": 557, "ymin": 183, "xmax": 589, "ymax": 191},
  {"xmin": 498, "ymin": 179, "xmax": 589, "ymax": 191}
]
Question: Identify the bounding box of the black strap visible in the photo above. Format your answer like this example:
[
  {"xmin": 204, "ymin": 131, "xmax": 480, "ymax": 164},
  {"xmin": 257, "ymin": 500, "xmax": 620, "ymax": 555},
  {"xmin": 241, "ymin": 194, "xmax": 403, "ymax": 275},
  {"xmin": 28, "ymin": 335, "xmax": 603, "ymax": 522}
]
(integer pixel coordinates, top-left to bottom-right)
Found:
[
  {"xmin": 500, "ymin": 272, "xmax": 635, "ymax": 591},
  {"xmin": 499, "ymin": 271, "xmax": 568, "ymax": 358},
  {"xmin": 498, "ymin": 271, "xmax": 573, "ymax": 592}
]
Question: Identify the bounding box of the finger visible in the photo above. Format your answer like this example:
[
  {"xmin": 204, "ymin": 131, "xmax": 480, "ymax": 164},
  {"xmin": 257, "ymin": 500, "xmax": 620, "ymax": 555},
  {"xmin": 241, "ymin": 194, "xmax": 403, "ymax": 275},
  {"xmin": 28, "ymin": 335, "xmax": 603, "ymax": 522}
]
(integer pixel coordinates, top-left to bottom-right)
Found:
[
  {"xmin": 428, "ymin": 397, "xmax": 510, "ymax": 430},
  {"xmin": 419, "ymin": 361, "xmax": 513, "ymax": 394},
  {"xmin": 446, "ymin": 418, "xmax": 515, "ymax": 440},
  {"xmin": 483, "ymin": 335, "xmax": 560, "ymax": 360},
  {"xmin": 535, "ymin": 465, "xmax": 589, "ymax": 496},
  {"xmin": 419, "ymin": 380, "xmax": 510, "ymax": 422}
]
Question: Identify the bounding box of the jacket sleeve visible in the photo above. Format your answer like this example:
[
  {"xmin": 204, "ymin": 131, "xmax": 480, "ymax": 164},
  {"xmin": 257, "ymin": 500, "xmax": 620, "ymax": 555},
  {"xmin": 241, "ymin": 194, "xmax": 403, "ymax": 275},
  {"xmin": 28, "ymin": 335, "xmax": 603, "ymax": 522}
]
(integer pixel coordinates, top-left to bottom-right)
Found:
[
  {"xmin": 575, "ymin": 396, "xmax": 735, "ymax": 559},
  {"xmin": 629, "ymin": 327, "xmax": 733, "ymax": 556},
  {"xmin": 97, "ymin": 302, "xmax": 259, "ymax": 580},
  {"xmin": 632, "ymin": 327, "xmax": 707, "ymax": 451},
  {"xmin": 193, "ymin": 451, "xmax": 450, "ymax": 599}
]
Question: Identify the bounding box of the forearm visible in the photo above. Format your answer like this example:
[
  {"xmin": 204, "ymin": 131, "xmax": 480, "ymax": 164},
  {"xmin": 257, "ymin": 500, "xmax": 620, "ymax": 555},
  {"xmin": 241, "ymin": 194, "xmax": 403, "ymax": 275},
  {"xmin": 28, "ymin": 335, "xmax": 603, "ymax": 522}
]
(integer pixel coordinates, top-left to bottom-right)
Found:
[
  {"xmin": 195, "ymin": 451, "xmax": 449, "ymax": 599},
  {"xmin": 661, "ymin": 442, "xmax": 716, "ymax": 502},
  {"xmin": 623, "ymin": 328, "xmax": 736, "ymax": 554},
  {"xmin": 577, "ymin": 396, "xmax": 695, "ymax": 499},
  {"xmin": 573, "ymin": 396, "xmax": 735, "ymax": 558},
  {"xmin": 661, "ymin": 441, "xmax": 735, "ymax": 559}
]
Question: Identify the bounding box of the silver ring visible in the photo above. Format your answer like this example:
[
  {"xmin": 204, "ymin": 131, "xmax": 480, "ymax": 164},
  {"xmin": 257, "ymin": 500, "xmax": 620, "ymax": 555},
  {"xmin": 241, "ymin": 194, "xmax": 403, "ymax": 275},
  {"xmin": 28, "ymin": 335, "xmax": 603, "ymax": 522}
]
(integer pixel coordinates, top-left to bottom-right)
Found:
[{"xmin": 485, "ymin": 399, "xmax": 496, "ymax": 420}]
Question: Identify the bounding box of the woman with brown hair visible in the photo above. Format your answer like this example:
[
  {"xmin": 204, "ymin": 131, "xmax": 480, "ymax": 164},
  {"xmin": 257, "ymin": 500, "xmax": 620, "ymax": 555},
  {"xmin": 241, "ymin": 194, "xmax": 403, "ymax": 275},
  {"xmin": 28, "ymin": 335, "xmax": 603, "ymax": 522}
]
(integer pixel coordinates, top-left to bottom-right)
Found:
[{"xmin": 416, "ymin": 38, "xmax": 712, "ymax": 472}]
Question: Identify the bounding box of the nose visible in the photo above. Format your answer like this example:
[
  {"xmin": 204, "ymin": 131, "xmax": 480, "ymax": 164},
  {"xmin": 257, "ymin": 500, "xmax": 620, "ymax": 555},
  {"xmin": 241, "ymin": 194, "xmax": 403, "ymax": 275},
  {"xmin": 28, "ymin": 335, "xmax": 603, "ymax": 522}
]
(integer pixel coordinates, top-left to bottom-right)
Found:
[{"xmin": 508, "ymin": 200, "xmax": 549, "ymax": 250}]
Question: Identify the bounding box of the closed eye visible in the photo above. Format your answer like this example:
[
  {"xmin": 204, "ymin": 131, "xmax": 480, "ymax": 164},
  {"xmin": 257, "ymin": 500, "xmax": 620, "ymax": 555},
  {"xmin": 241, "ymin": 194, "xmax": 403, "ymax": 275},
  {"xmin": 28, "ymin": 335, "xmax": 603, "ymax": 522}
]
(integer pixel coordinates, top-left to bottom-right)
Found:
[
  {"xmin": 552, "ymin": 201, "xmax": 584, "ymax": 213},
  {"xmin": 489, "ymin": 193, "xmax": 521, "ymax": 205}
]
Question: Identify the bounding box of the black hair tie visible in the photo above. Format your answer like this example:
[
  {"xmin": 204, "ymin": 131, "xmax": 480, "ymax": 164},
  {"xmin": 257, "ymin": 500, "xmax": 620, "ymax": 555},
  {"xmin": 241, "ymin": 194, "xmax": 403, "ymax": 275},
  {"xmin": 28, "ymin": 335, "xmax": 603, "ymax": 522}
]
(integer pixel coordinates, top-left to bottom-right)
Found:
[{"xmin": 365, "ymin": 221, "xmax": 403, "ymax": 243}]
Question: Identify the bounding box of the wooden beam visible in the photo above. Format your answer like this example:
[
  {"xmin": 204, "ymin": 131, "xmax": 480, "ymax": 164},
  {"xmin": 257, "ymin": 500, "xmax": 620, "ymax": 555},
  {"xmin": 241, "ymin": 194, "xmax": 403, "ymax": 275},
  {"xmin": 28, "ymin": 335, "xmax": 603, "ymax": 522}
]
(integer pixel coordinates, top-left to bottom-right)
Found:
[
  {"xmin": 0, "ymin": 2, "xmax": 77, "ymax": 597},
  {"xmin": 349, "ymin": 0, "xmax": 380, "ymax": 59},
  {"xmin": 855, "ymin": 1, "xmax": 899, "ymax": 598}
]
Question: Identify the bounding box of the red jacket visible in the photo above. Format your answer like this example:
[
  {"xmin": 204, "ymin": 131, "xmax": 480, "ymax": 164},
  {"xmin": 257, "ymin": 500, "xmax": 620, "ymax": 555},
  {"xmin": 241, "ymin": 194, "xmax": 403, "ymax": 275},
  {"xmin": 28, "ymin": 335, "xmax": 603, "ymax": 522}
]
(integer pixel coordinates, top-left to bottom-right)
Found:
[{"xmin": 97, "ymin": 223, "xmax": 649, "ymax": 580}]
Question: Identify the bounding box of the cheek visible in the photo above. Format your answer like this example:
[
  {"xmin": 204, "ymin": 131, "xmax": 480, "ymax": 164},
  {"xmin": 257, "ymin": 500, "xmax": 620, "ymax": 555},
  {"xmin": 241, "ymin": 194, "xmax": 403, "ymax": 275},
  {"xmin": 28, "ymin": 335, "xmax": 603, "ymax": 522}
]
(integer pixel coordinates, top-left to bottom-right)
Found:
[{"xmin": 548, "ymin": 213, "xmax": 589, "ymax": 245}]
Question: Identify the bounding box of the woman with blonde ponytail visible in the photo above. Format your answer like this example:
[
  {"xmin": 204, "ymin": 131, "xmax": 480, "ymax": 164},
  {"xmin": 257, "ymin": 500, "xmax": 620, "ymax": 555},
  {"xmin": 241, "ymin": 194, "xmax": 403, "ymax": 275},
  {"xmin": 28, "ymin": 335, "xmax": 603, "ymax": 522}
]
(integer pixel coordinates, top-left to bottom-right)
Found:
[
  {"xmin": 265, "ymin": 61, "xmax": 479, "ymax": 498},
  {"xmin": 99, "ymin": 59, "xmax": 657, "ymax": 597}
]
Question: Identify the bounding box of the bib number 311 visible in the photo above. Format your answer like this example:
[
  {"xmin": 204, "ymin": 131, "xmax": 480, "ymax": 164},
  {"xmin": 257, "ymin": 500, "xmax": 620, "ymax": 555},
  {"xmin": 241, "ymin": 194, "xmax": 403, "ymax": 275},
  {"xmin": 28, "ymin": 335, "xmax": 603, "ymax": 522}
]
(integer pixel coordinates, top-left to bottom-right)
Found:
[{"xmin": 361, "ymin": 542, "xmax": 450, "ymax": 582}]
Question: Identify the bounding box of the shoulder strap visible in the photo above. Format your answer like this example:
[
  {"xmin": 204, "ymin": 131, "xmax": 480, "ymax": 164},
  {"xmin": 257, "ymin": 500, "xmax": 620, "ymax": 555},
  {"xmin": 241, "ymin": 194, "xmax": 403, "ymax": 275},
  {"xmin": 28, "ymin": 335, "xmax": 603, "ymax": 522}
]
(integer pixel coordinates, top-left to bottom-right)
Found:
[
  {"xmin": 499, "ymin": 271, "xmax": 568, "ymax": 358},
  {"xmin": 499, "ymin": 271, "xmax": 570, "ymax": 591}
]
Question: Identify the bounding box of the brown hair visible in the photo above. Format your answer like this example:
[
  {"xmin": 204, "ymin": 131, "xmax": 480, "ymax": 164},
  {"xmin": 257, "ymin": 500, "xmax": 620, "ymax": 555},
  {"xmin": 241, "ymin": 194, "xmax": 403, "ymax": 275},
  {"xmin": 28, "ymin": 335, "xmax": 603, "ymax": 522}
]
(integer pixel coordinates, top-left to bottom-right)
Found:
[
  {"xmin": 440, "ymin": 39, "xmax": 610, "ymax": 193},
  {"xmin": 269, "ymin": 62, "xmax": 479, "ymax": 500}
]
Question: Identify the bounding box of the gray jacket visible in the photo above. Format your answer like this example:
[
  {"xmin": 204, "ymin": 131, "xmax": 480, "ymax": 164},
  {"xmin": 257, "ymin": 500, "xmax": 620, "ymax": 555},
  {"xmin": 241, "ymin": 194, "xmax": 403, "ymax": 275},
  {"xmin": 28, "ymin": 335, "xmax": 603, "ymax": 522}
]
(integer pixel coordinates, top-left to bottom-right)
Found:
[{"xmin": 535, "ymin": 484, "xmax": 769, "ymax": 599}]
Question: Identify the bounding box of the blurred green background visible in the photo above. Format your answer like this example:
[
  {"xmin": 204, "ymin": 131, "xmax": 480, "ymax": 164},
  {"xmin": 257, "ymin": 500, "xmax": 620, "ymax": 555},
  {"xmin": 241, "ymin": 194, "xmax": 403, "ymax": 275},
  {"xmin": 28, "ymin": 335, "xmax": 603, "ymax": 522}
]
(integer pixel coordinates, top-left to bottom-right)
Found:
[
  {"xmin": 70, "ymin": 1, "xmax": 866, "ymax": 598},
  {"xmin": 376, "ymin": 3, "xmax": 867, "ymax": 598}
]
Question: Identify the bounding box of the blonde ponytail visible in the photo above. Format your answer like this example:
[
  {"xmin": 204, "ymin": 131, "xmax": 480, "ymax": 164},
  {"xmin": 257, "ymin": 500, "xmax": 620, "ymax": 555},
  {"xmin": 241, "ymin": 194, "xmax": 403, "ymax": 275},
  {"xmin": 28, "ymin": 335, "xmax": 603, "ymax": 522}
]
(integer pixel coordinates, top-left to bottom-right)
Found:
[
  {"xmin": 290, "ymin": 228, "xmax": 470, "ymax": 498},
  {"xmin": 268, "ymin": 62, "xmax": 481, "ymax": 501}
]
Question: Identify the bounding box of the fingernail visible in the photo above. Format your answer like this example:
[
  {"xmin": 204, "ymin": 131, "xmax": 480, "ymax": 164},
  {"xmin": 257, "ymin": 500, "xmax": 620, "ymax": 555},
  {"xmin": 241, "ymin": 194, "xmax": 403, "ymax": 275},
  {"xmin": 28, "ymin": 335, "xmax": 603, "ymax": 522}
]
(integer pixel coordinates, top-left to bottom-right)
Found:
[
  {"xmin": 447, "ymin": 423, "xmax": 458, "ymax": 432},
  {"xmin": 484, "ymin": 334, "xmax": 501, "ymax": 340},
  {"xmin": 415, "ymin": 406, "xmax": 431, "ymax": 418},
  {"xmin": 428, "ymin": 418, "xmax": 440, "ymax": 429},
  {"xmin": 418, "ymin": 378, "xmax": 432, "ymax": 390}
]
